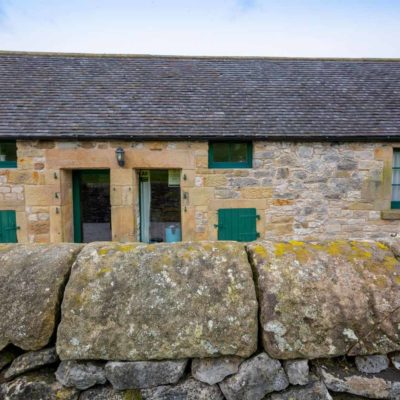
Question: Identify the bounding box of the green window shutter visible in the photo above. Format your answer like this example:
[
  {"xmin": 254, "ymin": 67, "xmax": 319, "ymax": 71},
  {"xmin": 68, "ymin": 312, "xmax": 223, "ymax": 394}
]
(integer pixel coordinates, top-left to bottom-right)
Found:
[
  {"xmin": 217, "ymin": 208, "xmax": 259, "ymax": 242},
  {"xmin": 0, "ymin": 211, "xmax": 18, "ymax": 243},
  {"xmin": 209, "ymin": 142, "xmax": 253, "ymax": 169}
]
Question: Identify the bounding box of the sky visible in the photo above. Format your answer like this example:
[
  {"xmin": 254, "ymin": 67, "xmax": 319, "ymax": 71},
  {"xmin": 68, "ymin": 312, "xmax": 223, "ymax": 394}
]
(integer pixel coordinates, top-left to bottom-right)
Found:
[{"xmin": 0, "ymin": 0, "xmax": 399, "ymax": 57}]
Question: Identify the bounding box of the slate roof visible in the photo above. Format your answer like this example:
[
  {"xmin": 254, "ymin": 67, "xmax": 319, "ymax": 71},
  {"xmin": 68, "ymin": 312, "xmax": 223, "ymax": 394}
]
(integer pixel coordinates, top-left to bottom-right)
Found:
[{"xmin": 1, "ymin": 51, "xmax": 400, "ymax": 141}]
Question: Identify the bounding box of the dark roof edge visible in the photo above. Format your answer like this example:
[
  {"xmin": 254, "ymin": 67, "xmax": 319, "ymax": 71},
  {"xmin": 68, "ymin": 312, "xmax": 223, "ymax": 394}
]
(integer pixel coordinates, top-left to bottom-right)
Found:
[
  {"xmin": 2, "ymin": 134, "xmax": 400, "ymax": 142},
  {"xmin": 1, "ymin": 50, "xmax": 400, "ymax": 62}
]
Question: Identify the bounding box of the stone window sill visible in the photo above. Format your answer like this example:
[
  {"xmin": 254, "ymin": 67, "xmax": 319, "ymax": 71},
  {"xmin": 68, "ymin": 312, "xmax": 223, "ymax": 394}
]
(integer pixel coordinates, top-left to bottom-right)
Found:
[{"xmin": 381, "ymin": 210, "xmax": 400, "ymax": 220}]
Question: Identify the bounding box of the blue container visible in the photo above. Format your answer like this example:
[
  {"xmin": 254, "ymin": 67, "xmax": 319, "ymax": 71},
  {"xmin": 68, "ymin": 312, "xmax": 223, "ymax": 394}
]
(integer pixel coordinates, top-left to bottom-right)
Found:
[{"xmin": 165, "ymin": 225, "xmax": 181, "ymax": 242}]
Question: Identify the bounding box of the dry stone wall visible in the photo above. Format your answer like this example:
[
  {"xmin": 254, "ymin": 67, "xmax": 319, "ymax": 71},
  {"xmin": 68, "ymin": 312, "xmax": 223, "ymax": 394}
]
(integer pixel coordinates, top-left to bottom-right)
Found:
[{"xmin": 1, "ymin": 240, "xmax": 400, "ymax": 400}]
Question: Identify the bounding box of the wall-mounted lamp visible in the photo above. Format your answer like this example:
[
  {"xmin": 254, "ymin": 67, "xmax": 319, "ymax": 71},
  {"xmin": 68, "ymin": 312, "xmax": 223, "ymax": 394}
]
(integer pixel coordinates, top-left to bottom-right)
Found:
[{"xmin": 115, "ymin": 147, "xmax": 125, "ymax": 167}]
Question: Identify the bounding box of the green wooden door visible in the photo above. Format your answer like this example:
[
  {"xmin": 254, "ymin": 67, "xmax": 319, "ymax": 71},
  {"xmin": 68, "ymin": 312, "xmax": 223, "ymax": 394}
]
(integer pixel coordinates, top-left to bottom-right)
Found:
[
  {"xmin": 217, "ymin": 208, "xmax": 259, "ymax": 242},
  {"xmin": 0, "ymin": 210, "xmax": 18, "ymax": 243}
]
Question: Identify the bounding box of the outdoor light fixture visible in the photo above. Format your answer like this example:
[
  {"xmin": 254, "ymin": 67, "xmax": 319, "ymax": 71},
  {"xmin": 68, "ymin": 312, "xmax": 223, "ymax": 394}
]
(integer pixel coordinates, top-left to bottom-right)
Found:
[{"xmin": 115, "ymin": 147, "xmax": 125, "ymax": 167}]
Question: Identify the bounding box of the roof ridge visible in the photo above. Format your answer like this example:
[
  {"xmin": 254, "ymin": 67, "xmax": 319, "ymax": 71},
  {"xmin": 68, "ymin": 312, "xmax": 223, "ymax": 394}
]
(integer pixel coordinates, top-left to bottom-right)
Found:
[{"xmin": 0, "ymin": 50, "xmax": 400, "ymax": 62}]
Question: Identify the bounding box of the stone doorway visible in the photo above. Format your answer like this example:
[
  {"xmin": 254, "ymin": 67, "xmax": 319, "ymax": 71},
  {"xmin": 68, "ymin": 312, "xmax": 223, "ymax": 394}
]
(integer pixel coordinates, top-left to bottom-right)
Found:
[
  {"xmin": 72, "ymin": 170, "xmax": 111, "ymax": 243},
  {"xmin": 139, "ymin": 169, "xmax": 181, "ymax": 243}
]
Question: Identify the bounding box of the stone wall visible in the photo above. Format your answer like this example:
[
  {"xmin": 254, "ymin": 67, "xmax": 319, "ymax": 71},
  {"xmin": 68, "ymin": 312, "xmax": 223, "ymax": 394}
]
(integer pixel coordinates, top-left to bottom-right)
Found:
[
  {"xmin": 1, "ymin": 240, "xmax": 400, "ymax": 399},
  {"xmin": 0, "ymin": 140, "xmax": 400, "ymax": 243}
]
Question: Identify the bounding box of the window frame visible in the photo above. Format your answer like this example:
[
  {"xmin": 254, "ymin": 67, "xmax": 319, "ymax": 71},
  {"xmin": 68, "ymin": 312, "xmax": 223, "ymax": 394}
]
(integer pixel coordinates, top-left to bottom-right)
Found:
[
  {"xmin": 208, "ymin": 141, "xmax": 253, "ymax": 169},
  {"xmin": 0, "ymin": 141, "xmax": 17, "ymax": 168},
  {"xmin": 391, "ymin": 149, "xmax": 400, "ymax": 209}
]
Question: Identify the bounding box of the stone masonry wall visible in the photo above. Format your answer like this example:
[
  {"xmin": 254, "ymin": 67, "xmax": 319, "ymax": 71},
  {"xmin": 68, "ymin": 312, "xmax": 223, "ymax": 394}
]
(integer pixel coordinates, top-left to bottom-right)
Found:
[
  {"xmin": 0, "ymin": 140, "xmax": 399, "ymax": 243},
  {"xmin": 1, "ymin": 240, "xmax": 400, "ymax": 399}
]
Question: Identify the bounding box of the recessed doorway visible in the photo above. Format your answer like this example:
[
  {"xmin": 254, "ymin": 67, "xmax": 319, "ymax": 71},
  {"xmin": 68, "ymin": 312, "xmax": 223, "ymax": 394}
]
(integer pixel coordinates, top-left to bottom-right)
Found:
[
  {"xmin": 72, "ymin": 170, "xmax": 111, "ymax": 243},
  {"xmin": 139, "ymin": 169, "xmax": 182, "ymax": 243}
]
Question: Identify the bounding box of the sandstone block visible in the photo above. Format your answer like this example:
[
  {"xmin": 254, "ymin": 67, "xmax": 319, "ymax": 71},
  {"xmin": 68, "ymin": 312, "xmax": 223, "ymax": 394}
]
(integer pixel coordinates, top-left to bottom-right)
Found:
[
  {"xmin": 191, "ymin": 356, "xmax": 243, "ymax": 385},
  {"xmin": 105, "ymin": 359, "xmax": 188, "ymax": 390},
  {"xmin": 247, "ymin": 240, "xmax": 400, "ymax": 359},
  {"xmin": 0, "ymin": 244, "xmax": 82, "ymax": 351},
  {"xmin": 219, "ymin": 352, "xmax": 289, "ymax": 400},
  {"xmin": 204, "ymin": 174, "xmax": 227, "ymax": 187},
  {"xmin": 24, "ymin": 185, "xmax": 57, "ymax": 206},
  {"xmin": 57, "ymin": 242, "xmax": 258, "ymax": 360},
  {"xmin": 55, "ymin": 360, "xmax": 107, "ymax": 390},
  {"xmin": 240, "ymin": 187, "xmax": 273, "ymax": 199}
]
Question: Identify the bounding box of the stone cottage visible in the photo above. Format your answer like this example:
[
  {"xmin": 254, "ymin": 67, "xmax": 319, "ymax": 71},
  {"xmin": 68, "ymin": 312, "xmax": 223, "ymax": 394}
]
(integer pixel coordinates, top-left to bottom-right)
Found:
[{"xmin": 0, "ymin": 52, "xmax": 400, "ymax": 243}]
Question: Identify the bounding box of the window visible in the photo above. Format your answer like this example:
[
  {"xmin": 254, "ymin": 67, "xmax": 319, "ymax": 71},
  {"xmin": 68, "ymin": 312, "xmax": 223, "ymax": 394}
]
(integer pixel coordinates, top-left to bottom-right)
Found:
[
  {"xmin": 209, "ymin": 142, "xmax": 252, "ymax": 168},
  {"xmin": 392, "ymin": 149, "xmax": 400, "ymax": 209},
  {"xmin": 0, "ymin": 141, "xmax": 17, "ymax": 168}
]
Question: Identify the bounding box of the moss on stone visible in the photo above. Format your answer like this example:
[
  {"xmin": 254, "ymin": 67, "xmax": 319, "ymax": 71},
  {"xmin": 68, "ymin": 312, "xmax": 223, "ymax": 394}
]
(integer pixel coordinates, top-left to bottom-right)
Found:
[
  {"xmin": 124, "ymin": 390, "xmax": 142, "ymax": 400},
  {"xmin": 98, "ymin": 248, "xmax": 110, "ymax": 256},
  {"xmin": 96, "ymin": 267, "xmax": 112, "ymax": 277},
  {"xmin": 377, "ymin": 242, "xmax": 389, "ymax": 251},
  {"xmin": 116, "ymin": 244, "xmax": 137, "ymax": 253},
  {"xmin": 383, "ymin": 255, "xmax": 398, "ymax": 270}
]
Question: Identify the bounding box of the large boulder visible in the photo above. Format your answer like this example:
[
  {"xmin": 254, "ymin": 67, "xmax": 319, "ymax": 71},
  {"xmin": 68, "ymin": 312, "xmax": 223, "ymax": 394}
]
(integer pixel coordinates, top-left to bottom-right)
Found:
[
  {"xmin": 57, "ymin": 242, "xmax": 258, "ymax": 360},
  {"xmin": 247, "ymin": 240, "xmax": 400, "ymax": 359},
  {"xmin": 0, "ymin": 244, "xmax": 82, "ymax": 351}
]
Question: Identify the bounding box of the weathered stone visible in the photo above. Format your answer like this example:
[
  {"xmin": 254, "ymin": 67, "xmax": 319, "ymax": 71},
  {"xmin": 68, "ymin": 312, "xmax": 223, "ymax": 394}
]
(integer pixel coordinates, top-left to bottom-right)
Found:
[
  {"xmin": 0, "ymin": 371, "xmax": 79, "ymax": 400},
  {"xmin": 0, "ymin": 244, "xmax": 82, "ymax": 351},
  {"xmin": 283, "ymin": 359, "xmax": 309, "ymax": 385},
  {"xmin": 141, "ymin": 377, "xmax": 224, "ymax": 400},
  {"xmin": 337, "ymin": 157, "xmax": 357, "ymax": 171},
  {"xmin": 391, "ymin": 352, "xmax": 400, "ymax": 370},
  {"xmin": 265, "ymin": 380, "xmax": 332, "ymax": 400},
  {"xmin": 191, "ymin": 356, "xmax": 243, "ymax": 385},
  {"xmin": 79, "ymin": 385, "xmax": 141, "ymax": 400},
  {"xmin": 219, "ymin": 352, "xmax": 289, "ymax": 400},
  {"xmin": 57, "ymin": 242, "xmax": 258, "ymax": 360},
  {"xmin": 0, "ymin": 348, "xmax": 18, "ymax": 372},
  {"xmin": 276, "ymin": 167, "xmax": 289, "ymax": 179},
  {"xmin": 105, "ymin": 359, "xmax": 188, "ymax": 390},
  {"xmin": 247, "ymin": 240, "xmax": 400, "ymax": 359},
  {"xmin": 4, "ymin": 347, "xmax": 58, "ymax": 380},
  {"xmin": 318, "ymin": 359, "xmax": 400, "ymax": 399},
  {"xmin": 55, "ymin": 360, "xmax": 107, "ymax": 390},
  {"xmin": 355, "ymin": 354, "xmax": 389, "ymax": 374}
]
